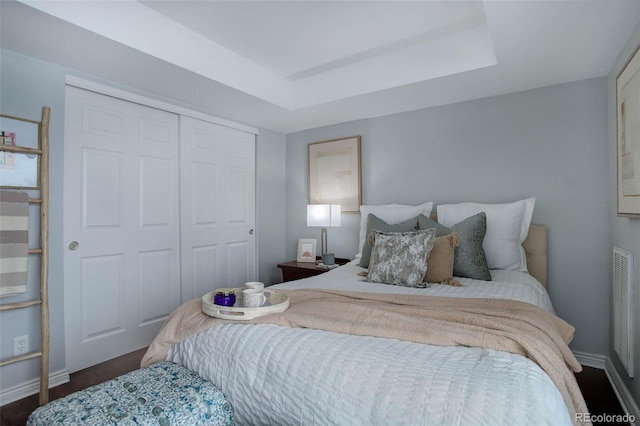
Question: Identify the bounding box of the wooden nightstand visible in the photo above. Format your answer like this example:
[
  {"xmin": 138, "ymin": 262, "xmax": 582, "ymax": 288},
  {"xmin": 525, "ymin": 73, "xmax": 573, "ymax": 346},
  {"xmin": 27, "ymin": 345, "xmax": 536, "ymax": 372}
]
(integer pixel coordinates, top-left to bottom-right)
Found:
[{"xmin": 277, "ymin": 258, "xmax": 350, "ymax": 282}]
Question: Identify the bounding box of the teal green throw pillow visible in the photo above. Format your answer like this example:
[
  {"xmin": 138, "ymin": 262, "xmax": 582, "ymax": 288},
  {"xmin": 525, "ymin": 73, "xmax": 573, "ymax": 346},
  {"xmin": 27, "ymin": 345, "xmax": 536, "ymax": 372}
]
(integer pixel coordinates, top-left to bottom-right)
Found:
[
  {"xmin": 418, "ymin": 212, "xmax": 491, "ymax": 281},
  {"xmin": 359, "ymin": 214, "xmax": 418, "ymax": 268}
]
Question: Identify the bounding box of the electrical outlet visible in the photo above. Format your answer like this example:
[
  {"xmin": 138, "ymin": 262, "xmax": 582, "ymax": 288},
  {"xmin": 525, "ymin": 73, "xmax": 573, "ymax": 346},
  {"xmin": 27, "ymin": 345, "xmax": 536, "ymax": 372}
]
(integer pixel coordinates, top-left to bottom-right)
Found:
[{"xmin": 14, "ymin": 335, "xmax": 28, "ymax": 356}]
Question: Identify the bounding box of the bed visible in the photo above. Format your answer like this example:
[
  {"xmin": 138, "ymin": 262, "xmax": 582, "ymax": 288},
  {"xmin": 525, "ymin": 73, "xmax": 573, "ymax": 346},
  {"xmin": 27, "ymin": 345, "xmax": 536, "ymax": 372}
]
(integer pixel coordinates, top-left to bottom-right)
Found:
[{"xmin": 141, "ymin": 199, "xmax": 589, "ymax": 426}]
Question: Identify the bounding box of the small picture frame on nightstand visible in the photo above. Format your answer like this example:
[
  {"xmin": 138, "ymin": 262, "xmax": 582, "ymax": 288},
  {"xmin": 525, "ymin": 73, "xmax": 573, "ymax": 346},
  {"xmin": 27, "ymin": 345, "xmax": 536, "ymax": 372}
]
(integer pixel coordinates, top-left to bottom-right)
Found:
[{"xmin": 297, "ymin": 238, "xmax": 317, "ymax": 263}]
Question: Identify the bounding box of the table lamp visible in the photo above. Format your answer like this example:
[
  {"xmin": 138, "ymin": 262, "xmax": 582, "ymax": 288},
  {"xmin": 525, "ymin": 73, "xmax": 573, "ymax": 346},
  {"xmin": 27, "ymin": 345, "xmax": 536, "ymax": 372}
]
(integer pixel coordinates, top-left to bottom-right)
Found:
[{"xmin": 306, "ymin": 204, "xmax": 341, "ymax": 265}]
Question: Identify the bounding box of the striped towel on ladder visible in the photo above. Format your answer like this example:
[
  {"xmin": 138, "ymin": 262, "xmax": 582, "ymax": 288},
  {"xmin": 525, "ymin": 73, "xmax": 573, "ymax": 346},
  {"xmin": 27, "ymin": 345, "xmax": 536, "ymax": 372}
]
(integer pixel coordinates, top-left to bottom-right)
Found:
[{"xmin": 0, "ymin": 190, "xmax": 29, "ymax": 296}]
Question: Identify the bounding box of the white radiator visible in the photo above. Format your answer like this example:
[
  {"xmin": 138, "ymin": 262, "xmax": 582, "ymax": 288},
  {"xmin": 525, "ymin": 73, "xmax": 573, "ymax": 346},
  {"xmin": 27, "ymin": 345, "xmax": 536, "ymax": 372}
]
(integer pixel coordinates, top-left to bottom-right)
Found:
[{"xmin": 613, "ymin": 247, "xmax": 635, "ymax": 378}]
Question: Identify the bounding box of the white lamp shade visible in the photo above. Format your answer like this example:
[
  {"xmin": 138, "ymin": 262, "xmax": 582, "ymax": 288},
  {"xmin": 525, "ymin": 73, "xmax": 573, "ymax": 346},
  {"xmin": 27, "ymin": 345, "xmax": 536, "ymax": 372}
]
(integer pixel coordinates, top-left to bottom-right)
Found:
[{"xmin": 307, "ymin": 204, "xmax": 341, "ymax": 227}]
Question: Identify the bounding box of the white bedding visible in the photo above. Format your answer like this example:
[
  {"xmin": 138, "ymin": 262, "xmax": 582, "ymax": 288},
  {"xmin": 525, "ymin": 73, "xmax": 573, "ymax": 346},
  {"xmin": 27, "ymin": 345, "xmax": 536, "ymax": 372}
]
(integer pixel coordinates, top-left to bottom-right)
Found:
[
  {"xmin": 274, "ymin": 261, "xmax": 555, "ymax": 313},
  {"xmin": 165, "ymin": 264, "xmax": 574, "ymax": 426},
  {"xmin": 169, "ymin": 323, "xmax": 570, "ymax": 426}
]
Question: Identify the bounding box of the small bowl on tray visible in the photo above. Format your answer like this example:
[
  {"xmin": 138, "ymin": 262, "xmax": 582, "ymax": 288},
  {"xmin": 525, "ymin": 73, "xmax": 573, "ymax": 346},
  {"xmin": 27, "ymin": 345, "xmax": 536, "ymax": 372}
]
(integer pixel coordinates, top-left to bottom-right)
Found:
[{"xmin": 202, "ymin": 288, "xmax": 289, "ymax": 320}]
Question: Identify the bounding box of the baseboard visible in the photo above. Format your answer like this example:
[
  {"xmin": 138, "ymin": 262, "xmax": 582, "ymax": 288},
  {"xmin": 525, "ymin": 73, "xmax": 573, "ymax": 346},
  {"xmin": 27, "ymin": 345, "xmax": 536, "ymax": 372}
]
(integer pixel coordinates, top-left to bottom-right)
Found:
[
  {"xmin": 574, "ymin": 351, "xmax": 607, "ymax": 369},
  {"xmin": 0, "ymin": 369, "xmax": 69, "ymax": 406},
  {"xmin": 605, "ymin": 357, "xmax": 640, "ymax": 425}
]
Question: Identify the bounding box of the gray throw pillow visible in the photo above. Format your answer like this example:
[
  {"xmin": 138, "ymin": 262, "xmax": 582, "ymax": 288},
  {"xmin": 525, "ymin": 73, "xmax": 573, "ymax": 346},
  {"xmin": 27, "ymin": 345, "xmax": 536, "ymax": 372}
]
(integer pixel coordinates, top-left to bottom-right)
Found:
[
  {"xmin": 418, "ymin": 212, "xmax": 491, "ymax": 281},
  {"xmin": 366, "ymin": 229, "xmax": 436, "ymax": 287},
  {"xmin": 358, "ymin": 214, "xmax": 419, "ymax": 268}
]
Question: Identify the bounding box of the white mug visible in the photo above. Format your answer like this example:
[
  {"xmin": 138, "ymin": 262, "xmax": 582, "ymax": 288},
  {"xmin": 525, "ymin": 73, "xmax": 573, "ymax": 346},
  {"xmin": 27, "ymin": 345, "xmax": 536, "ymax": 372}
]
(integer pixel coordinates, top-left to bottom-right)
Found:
[
  {"xmin": 245, "ymin": 281, "xmax": 264, "ymax": 292},
  {"xmin": 243, "ymin": 288, "xmax": 266, "ymax": 308}
]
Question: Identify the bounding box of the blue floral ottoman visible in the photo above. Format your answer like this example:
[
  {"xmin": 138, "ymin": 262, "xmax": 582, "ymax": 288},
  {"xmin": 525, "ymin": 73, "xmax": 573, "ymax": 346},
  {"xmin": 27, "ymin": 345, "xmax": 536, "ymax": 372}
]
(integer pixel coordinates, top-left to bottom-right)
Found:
[{"xmin": 27, "ymin": 361, "xmax": 234, "ymax": 425}]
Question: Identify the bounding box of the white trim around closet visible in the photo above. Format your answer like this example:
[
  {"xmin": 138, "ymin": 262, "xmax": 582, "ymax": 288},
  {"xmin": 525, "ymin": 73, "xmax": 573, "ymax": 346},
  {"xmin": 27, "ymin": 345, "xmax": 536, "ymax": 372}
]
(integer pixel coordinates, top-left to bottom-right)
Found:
[{"xmin": 65, "ymin": 75, "xmax": 259, "ymax": 135}]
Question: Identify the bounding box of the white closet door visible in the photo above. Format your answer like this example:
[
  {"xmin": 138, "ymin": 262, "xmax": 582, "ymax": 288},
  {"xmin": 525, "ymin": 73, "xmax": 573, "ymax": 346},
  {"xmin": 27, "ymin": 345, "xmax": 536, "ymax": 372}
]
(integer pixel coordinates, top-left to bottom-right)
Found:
[
  {"xmin": 63, "ymin": 86, "xmax": 180, "ymax": 372},
  {"xmin": 180, "ymin": 116, "xmax": 256, "ymax": 301}
]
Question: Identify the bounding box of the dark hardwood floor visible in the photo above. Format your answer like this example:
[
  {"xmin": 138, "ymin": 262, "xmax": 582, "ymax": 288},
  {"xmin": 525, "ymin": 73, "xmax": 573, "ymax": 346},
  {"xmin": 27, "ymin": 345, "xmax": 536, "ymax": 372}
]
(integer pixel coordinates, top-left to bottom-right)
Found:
[
  {"xmin": 0, "ymin": 353, "xmax": 630, "ymax": 425},
  {"xmin": 575, "ymin": 366, "xmax": 631, "ymax": 425}
]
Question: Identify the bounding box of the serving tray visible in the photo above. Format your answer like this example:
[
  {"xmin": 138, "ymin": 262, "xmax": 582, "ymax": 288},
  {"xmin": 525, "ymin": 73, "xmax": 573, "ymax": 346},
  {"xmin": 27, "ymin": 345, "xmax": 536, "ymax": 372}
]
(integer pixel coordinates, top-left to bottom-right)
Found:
[{"xmin": 202, "ymin": 288, "xmax": 289, "ymax": 321}]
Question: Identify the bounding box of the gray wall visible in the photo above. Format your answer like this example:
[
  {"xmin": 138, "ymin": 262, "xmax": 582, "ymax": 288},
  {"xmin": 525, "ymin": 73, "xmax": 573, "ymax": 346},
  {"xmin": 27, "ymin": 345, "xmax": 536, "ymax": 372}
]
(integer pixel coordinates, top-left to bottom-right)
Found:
[
  {"xmin": 286, "ymin": 78, "xmax": 610, "ymax": 356},
  {"xmin": 0, "ymin": 48, "xmax": 287, "ymax": 395},
  {"xmin": 256, "ymin": 127, "xmax": 287, "ymax": 284},
  {"xmin": 0, "ymin": 49, "xmax": 68, "ymax": 394},
  {"xmin": 607, "ymin": 20, "xmax": 640, "ymax": 410}
]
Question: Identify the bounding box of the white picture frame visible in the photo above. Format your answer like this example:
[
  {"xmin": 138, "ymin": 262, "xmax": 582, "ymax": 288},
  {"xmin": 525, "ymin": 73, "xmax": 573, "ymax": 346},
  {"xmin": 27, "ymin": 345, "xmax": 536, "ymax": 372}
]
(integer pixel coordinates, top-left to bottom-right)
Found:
[{"xmin": 297, "ymin": 238, "xmax": 317, "ymax": 263}]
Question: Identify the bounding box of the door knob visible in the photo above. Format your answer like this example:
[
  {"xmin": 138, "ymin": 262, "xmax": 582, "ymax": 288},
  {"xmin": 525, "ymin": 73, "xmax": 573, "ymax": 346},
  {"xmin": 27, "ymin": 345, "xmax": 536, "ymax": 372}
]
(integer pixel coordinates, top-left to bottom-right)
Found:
[
  {"xmin": 68, "ymin": 241, "xmax": 79, "ymax": 250},
  {"xmin": 249, "ymin": 229, "xmax": 254, "ymax": 235}
]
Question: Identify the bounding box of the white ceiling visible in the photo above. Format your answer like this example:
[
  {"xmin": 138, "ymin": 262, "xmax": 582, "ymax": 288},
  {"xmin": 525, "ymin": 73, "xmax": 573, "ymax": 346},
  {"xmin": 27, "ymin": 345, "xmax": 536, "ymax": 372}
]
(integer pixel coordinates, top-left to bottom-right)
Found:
[{"xmin": 2, "ymin": 1, "xmax": 640, "ymax": 133}]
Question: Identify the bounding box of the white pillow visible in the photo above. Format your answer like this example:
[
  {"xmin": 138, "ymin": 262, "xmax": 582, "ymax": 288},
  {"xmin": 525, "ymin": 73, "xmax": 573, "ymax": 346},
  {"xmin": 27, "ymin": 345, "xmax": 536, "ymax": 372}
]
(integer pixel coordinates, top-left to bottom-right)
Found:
[
  {"xmin": 436, "ymin": 198, "xmax": 535, "ymax": 272},
  {"xmin": 356, "ymin": 202, "xmax": 433, "ymax": 259}
]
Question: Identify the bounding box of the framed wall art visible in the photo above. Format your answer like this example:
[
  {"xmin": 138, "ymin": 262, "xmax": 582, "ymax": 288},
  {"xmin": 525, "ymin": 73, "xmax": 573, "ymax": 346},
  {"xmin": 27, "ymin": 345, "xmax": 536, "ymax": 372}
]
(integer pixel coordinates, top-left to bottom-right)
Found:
[
  {"xmin": 617, "ymin": 44, "xmax": 640, "ymax": 217},
  {"xmin": 308, "ymin": 136, "xmax": 361, "ymax": 212},
  {"xmin": 297, "ymin": 238, "xmax": 317, "ymax": 263}
]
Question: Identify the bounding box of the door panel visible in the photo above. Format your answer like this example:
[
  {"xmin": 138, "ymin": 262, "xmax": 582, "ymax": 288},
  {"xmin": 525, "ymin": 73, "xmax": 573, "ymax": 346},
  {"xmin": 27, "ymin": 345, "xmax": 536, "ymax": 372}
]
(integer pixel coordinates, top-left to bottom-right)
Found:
[
  {"xmin": 81, "ymin": 254, "xmax": 124, "ymax": 340},
  {"xmin": 191, "ymin": 163, "xmax": 217, "ymax": 225},
  {"xmin": 227, "ymin": 167, "xmax": 249, "ymax": 222},
  {"xmin": 139, "ymin": 157, "xmax": 173, "ymax": 227},
  {"xmin": 65, "ymin": 86, "xmax": 256, "ymax": 372},
  {"xmin": 139, "ymin": 249, "xmax": 173, "ymax": 325},
  {"xmin": 83, "ymin": 149, "xmax": 124, "ymax": 229},
  {"xmin": 192, "ymin": 245, "xmax": 219, "ymax": 298},
  {"xmin": 227, "ymin": 242, "xmax": 249, "ymax": 286},
  {"xmin": 180, "ymin": 116, "xmax": 256, "ymax": 302},
  {"xmin": 139, "ymin": 117, "xmax": 174, "ymax": 145},
  {"xmin": 64, "ymin": 86, "xmax": 180, "ymax": 372},
  {"xmin": 82, "ymin": 104, "xmax": 126, "ymax": 136}
]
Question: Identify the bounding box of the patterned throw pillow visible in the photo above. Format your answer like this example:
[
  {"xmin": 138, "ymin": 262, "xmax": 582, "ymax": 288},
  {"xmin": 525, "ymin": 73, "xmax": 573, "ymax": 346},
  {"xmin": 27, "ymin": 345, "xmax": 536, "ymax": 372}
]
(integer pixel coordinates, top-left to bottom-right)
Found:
[
  {"xmin": 366, "ymin": 229, "xmax": 436, "ymax": 287},
  {"xmin": 358, "ymin": 214, "xmax": 419, "ymax": 268},
  {"xmin": 418, "ymin": 212, "xmax": 491, "ymax": 281}
]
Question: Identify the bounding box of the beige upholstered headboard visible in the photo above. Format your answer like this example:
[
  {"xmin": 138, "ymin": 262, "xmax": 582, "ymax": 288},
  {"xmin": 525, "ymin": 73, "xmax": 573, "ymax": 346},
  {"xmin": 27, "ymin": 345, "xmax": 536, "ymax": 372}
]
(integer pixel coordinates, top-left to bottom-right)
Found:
[{"xmin": 523, "ymin": 224, "xmax": 547, "ymax": 289}]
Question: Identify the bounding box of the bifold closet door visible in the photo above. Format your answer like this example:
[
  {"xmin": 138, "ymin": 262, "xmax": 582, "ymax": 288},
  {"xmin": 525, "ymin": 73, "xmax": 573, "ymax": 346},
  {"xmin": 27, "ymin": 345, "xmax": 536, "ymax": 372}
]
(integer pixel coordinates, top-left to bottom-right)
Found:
[
  {"xmin": 179, "ymin": 116, "xmax": 256, "ymax": 302},
  {"xmin": 64, "ymin": 86, "xmax": 181, "ymax": 372}
]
